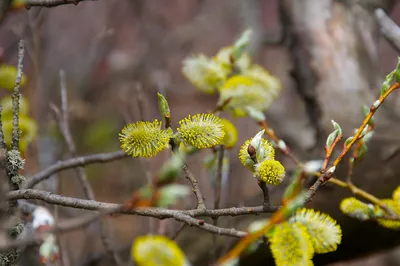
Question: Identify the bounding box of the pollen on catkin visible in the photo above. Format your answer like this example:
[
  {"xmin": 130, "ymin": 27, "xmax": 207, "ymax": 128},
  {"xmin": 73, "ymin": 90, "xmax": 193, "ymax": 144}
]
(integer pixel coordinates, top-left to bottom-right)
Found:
[
  {"xmin": 177, "ymin": 113, "xmax": 225, "ymax": 149},
  {"xmin": 131, "ymin": 235, "xmax": 187, "ymax": 266},
  {"xmin": 376, "ymin": 199, "xmax": 400, "ymax": 230},
  {"xmin": 269, "ymin": 222, "xmax": 314, "ymax": 266},
  {"xmin": 255, "ymin": 159, "xmax": 285, "ymax": 185},
  {"xmin": 239, "ymin": 138, "xmax": 275, "ymax": 171},
  {"xmin": 339, "ymin": 197, "xmax": 371, "ymax": 221},
  {"xmin": 119, "ymin": 119, "xmax": 172, "ymax": 158},
  {"xmin": 289, "ymin": 208, "xmax": 342, "ymax": 254}
]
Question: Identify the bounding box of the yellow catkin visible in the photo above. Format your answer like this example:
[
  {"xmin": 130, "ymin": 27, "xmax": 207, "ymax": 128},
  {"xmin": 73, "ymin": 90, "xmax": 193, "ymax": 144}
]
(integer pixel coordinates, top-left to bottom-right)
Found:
[
  {"xmin": 177, "ymin": 113, "xmax": 224, "ymax": 149},
  {"xmin": 270, "ymin": 222, "xmax": 314, "ymax": 266},
  {"xmin": 182, "ymin": 54, "xmax": 228, "ymax": 94},
  {"xmin": 255, "ymin": 159, "xmax": 285, "ymax": 185},
  {"xmin": 238, "ymin": 138, "xmax": 275, "ymax": 171},
  {"xmin": 131, "ymin": 235, "xmax": 187, "ymax": 266},
  {"xmin": 392, "ymin": 186, "xmax": 400, "ymax": 203},
  {"xmin": 339, "ymin": 197, "xmax": 371, "ymax": 221},
  {"xmin": 376, "ymin": 199, "xmax": 400, "ymax": 230},
  {"xmin": 290, "ymin": 208, "xmax": 342, "ymax": 254},
  {"xmin": 119, "ymin": 119, "xmax": 171, "ymax": 158},
  {"xmin": 220, "ymin": 118, "xmax": 238, "ymax": 148}
]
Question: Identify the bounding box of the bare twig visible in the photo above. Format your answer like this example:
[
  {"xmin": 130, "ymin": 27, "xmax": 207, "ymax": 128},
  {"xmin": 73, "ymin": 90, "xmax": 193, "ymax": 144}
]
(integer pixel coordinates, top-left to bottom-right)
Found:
[
  {"xmin": 0, "ymin": 106, "xmax": 6, "ymax": 151},
  {"xmin": 7, "ymin": 189, "xmax": 257, "ymax": 239},
  {"xmin": 375, "ymin": 8, "xmax": 400, "ymax": 53},
  {"xmin": 212, "ymin": 145, "xmax": 225, "ymax": 260},
  {"xmin": 258, "ymin": 181, "xmax": 270, "ymax": 207},
  {"xmin": 182, "ymin": 164, "xmax": 206, "ymax": 210},
  {"xmin": 11, "ymin": 40, "xmax": 25, "ymax": 151},
  {"xmin": 23, "ymin": 150, "xmax": 127, "ymax": 189},
  {"xmin": 58, "ymin": 70, "xmax": 75, "ymax": 153},
  {"xmin": 214, "ymin": 145, "xmax": 225, "ymax": 211},
  {"xmin": 8, "ymin": 189, "xmax": 279, "ymax": 218},
  {"xmin": 25, "ymin": 0, "xmax": 96, "ymax": 8}
]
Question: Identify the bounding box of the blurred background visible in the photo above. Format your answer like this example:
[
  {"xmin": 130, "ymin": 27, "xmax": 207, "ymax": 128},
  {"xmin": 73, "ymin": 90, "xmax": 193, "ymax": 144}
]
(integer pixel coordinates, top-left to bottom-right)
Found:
[{"xmin": 1, "ymin": 0, "xmax": 400, "ymax": 265}]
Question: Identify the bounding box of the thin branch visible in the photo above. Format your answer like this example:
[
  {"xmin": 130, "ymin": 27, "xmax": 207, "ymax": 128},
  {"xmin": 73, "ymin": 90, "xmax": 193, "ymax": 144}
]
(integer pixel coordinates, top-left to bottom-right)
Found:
[
  {"xmin": 0, "ymin": 106, "xmax": 6, "ymax": 151},
  {"xmin": 212, "ymin": 145, "xmax": 225, "ymax": 260},
  {"xmin": 8, "ymin": 189, "xmax": 279, "ymax": 218},
  {"xmin": 22, "ymin": 150, "xmax": 128, "ymax": 189},
  {"xmin": 58, "ymin": 70, "xmax": 75, "ymax": 153},
  {"xmin": 375, "ymin": 8, "xmax": 400, "ymax": 53},
  {"xmin": 172, "ymin": 214, "xmax": 246, "ymax": 238},
  {"xmin": 25, "ymin": 0, "xmax": 96, "ymax": 8},
  {"xmin": 11, "ymin": 40, "xmax": 25, "ymax": 151},
  {"xmin": 214, "ymin": 145, "xmax": 225, "ymax": 211},
  {"xmin": 182, "ymin": 164, "xmax": 206, "ymax": 210},
  {"xmin": 7, "ymin": 189, "xmax": 255, "ymax": 239},
  {"xmin": 258, "ymin": 181, "xmax": 270, "ymax": 207}
]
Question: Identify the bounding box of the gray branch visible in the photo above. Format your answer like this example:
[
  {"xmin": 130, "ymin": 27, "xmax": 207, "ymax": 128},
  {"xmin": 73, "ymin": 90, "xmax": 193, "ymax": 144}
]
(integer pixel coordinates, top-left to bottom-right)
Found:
[
  {"xmin": 25, "ymin": 0, "xmax": 96, "ymax": 8},
  {"xmin": 6, "ymin": 189, "xmax": 269, "ymax": 240},
  {"xmin": 8, "ymin": 189, "xmax": 279, "ymax": 218},
  {"xmin": 375, "ymin": 8, "xmax": 400, "ymax": 53}
]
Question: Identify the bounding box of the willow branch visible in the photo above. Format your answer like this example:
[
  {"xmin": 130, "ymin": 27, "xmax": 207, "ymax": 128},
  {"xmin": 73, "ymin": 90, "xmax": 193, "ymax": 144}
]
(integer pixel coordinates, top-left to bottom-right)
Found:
[
  {"xmin": 25, "ymin": 0, "xmax": 96, "ymax": 8},
  {"xmin": 8, "ymin": 189, "xmax": 279, "ymax": 218},
  {"xmin": 11, "ymin": 41, "xmax": 25, "ymax": 151},
  {"xmin": 182, "ymin": 164, "xmax": 206, "ymax": 209},
  {"xmin": 6, "ymin": 189, "xmax": 268, "ymax": 239}
]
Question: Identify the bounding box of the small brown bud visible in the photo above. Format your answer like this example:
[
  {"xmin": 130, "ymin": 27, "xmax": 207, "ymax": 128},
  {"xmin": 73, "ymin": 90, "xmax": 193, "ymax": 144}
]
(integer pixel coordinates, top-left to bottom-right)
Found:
[{"xmin": 247, "ymin": 144, "xmax": 256, "ymax": 156}]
